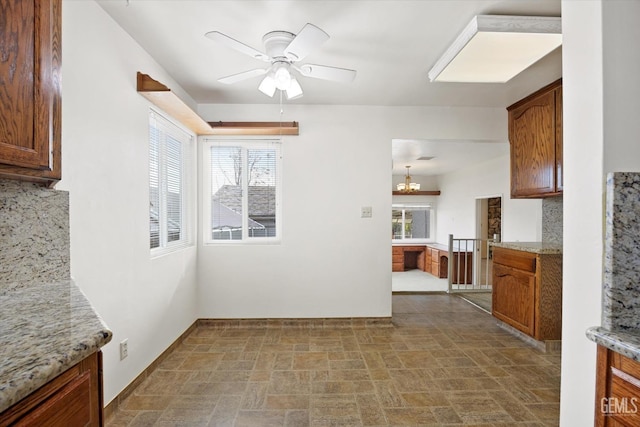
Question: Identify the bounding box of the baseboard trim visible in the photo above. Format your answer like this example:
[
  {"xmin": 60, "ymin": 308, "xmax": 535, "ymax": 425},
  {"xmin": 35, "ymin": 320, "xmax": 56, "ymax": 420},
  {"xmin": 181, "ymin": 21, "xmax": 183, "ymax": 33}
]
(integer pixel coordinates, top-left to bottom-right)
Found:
[
  {"xmin": 495, "ymin": 319, "xmax": 562, "ymax": 353},
  {"xmin": 103, "ymin": 320, "xmax": 197, "ymax": 420},
  {"xmin": 198, "ymin": 317, "xmax": 393, "ymax": 329},
  {"xmin": 392, "ymin": 291, "xmax": 449, "ymax": 295}
]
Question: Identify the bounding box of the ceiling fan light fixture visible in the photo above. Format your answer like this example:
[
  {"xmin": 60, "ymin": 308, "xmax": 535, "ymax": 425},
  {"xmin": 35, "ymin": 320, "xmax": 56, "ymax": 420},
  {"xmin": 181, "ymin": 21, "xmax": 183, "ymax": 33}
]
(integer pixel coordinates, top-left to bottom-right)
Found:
[
  {"xmin": 274, "ymin": 62, "xmax": 292, "ymax": 90},
  {"xmin": 286, "ymin": 76, "xmax": 303, "ymax": 100},
  {"xmin": 258, "ymin": 74, "xmax": 277, "ymax": 97}
]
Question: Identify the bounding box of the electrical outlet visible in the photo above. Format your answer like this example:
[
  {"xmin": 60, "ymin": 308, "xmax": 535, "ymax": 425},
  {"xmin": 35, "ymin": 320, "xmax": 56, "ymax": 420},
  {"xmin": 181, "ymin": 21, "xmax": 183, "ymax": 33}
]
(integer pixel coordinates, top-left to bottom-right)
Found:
[
  {"xmin": 120, "ymin": 339, "xmax": 128, "ymax": 360},
  {"xmin": 361, "ymin": 206, "xmax": 373, "ymax": 218}
]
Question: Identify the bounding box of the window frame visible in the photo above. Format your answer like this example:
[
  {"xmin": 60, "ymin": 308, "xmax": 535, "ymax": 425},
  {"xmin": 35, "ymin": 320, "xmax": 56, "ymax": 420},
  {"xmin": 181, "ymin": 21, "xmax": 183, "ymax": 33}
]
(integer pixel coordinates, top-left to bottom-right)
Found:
[
  {"xmin": 149, "ymin": 108, "xmax": 195, "ymax": 256},
  {"xmin": 201, "ymin": 138, "xmax": 282, "ymax": 245},
  {"xmin": 391, "ymin": 203, "xmax": 436, "ymax": 243}
]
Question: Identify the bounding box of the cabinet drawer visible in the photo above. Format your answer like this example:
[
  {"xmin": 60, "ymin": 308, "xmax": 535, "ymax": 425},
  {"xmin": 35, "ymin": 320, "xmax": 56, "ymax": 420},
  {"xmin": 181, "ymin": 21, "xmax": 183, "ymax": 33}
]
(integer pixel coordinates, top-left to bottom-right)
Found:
[
  {"xmin": 619, "ymin": 353, "xmax": 640, "ymax": 382},
  {"xmin": 493, "ymin": 248, "xmax": 536, "ymax": 273},
  {"xmin": 15, "ymin": 371, "xmax": 92, "ymax": 427},
  {"xmin": 392, "ymin": 254, "xmax": 403, "ymax": 263}
]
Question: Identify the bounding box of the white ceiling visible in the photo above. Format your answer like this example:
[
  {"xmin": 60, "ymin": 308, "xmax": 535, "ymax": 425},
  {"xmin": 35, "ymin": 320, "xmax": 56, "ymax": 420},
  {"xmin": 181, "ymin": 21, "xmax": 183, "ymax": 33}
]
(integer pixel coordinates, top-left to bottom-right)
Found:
[
  {"xmin": 96, "ymin": 0, "xmax": 562, "ymax": 175},
  {"xmin": 392, "ymin": 139, "xmax": 509, "ymax": 176}
]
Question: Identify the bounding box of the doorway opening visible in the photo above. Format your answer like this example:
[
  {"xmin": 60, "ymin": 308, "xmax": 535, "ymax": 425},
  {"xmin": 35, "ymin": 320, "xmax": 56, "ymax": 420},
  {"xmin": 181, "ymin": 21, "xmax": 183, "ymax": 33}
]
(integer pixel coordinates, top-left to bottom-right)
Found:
[{"xmin": 475, "ymin": 195, "xmax": 502, "ymax": 288}]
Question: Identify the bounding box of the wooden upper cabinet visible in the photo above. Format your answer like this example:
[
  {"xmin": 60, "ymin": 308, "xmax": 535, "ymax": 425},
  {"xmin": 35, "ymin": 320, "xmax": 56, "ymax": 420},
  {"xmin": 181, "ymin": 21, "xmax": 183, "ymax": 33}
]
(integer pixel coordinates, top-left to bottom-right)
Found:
[
  {"xmin": 507, "ymin": 79, "xmax": 562, "ymax": 198},
  {"xmin": 555, "ymin": 86, "xmax": 563, "ymax": 192},
  {"xmin": 0, "ymin": 0, "xmax": 62, "ymax": 187}
]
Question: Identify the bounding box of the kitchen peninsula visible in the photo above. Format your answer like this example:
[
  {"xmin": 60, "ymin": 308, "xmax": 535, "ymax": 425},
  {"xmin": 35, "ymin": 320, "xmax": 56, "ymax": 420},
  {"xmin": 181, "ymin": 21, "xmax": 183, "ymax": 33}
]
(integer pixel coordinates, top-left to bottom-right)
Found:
[
  {"xmin": 0, "ymin": 280, "xmax": 112, "ymax": 425},
  {"xmin": 490, "ymin": 241, "xmax": 563, "ymax": 348}
]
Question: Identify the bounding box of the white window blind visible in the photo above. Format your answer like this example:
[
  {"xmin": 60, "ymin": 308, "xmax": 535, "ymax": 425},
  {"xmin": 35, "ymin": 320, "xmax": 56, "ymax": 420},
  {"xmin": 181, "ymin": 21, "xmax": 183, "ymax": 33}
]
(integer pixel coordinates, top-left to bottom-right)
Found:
[
  {"xmin": 204, "ymin": 139, "xmax": 281, "ymax": 243},
  {"xmin": 149, "ymin": 110, "xmax": 193, "ymax": 251}
]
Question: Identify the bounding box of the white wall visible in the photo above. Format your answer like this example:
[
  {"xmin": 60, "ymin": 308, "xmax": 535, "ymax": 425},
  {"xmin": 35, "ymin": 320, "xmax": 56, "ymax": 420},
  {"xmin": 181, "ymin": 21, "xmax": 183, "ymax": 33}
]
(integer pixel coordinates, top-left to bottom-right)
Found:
[
  {"xmin": 435, "ymin": 154, "xmax": 542, "ymax": 244},
  {"xmin": 196, "ymin": 104, "xmax": 505, "ymax": 318},
  {"xmin": 602, "ymin": 1, "xmax": 640, "ymax": 172},
  {"xmin": 58, "ymin": 1, "xmax": 198, "ymax": 405},
  {"xmin": 560, "ymin": 1, "xmax": 640, "ymax": 424}
]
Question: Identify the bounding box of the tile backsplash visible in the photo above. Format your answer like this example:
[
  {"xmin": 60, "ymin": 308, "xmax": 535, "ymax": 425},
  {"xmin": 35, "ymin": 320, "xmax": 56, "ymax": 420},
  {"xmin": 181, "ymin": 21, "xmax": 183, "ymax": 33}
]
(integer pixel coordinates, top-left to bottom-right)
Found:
[
  {"xmin": 542, "ymin": 196, "xmax": 563, "ymax": 245},
  {"xmin": 0, "ymin": 179, "xmax": 70, "ymax": 289}
]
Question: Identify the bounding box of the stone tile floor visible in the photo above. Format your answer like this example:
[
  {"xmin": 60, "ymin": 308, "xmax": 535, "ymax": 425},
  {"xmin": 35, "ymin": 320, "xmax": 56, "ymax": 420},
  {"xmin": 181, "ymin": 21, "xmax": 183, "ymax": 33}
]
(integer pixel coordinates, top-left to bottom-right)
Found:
[{"xmin": 106, "ymin": 294, "xmax": 560, "ymax": 426}]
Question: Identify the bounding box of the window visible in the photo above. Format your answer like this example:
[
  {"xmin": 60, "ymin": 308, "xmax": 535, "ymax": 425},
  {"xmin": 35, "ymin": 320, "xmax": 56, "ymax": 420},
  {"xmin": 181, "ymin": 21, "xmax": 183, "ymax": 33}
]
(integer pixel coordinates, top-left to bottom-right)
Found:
[
  {"xmin": 202, "ymin": 139, "xmax": 281, "ymax": 243},
  {"xmin": 392, "ymin": 204, "xmax": 434, "ymax": 241},
  {"xmin": 149, "ymin": 110, "xmax": 193, "ymax": 251}
]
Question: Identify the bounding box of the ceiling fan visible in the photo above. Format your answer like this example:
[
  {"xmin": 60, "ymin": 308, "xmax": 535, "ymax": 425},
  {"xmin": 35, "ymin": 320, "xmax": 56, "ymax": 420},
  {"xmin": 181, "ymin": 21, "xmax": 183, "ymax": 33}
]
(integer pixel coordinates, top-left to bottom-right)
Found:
[{"xmin": 205, "ymin": 23, "xmax": 357, "ymax": 100}]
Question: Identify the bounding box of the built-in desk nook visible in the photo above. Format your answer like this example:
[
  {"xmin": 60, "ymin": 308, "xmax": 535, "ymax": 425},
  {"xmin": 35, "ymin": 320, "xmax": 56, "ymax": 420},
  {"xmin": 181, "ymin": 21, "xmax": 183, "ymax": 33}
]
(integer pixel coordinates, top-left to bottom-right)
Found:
[
  {"xmin": 392, "ymin": 243, "xmax": 473, "ymax": 284},
  {"xmin": 392, "ymin": 245, "xmax": 427, "ymax": 272}
]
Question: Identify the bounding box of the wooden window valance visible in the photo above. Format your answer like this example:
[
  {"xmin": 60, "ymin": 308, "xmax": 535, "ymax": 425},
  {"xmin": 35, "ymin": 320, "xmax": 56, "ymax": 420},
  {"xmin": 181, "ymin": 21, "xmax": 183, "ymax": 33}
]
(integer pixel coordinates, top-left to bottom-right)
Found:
[{"xmin": 137, "ymin": 72, "xmax": 300, "ymax": 136}]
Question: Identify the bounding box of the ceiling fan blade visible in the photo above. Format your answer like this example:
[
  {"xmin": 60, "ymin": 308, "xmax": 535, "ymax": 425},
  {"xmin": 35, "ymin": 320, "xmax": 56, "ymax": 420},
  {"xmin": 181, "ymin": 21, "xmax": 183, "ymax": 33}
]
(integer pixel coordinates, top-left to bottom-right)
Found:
[
  {"xmin": 205, "ymin": 31, "xmax": 270, "ymax": 62},
  {"xmin": 218, "ymin": 68, "xmax": 268, "ymax": 84},
  {"xmin": 297, "ymin": 64, "xmax": 357, "ymax": 83},
  {"xmin": 284, "ymin": 23, "xmax": 329, "ymax": 62}
]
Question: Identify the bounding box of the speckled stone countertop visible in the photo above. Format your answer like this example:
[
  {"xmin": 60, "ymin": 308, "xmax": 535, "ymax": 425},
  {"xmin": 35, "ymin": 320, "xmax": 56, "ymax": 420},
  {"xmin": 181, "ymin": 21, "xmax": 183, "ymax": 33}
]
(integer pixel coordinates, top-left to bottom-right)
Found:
[
  {"xmin": 0, "ymin": 280, "xmax": 112, "ymax": 413},
  {"xmin": 586, "ymin": 172, "xmax": 640, "ymax": 359},
  {"xmin": 587, "ymin": 327, "xmax": 640, "ymax": 361},
  {"xmin": 490, "ymin": 241, "xmax": 563, "ymax": 254}
]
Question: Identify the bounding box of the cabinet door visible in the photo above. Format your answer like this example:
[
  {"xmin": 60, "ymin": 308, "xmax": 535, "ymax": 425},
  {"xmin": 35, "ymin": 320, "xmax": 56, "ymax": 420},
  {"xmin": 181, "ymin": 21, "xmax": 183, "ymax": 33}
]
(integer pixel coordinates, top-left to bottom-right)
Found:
[
  {"xmin": 0, "ymin": 0, "xmax": 62, "ymax": 184},
  {"xmin": 492, "ymin": 263, "xmax": 536, "ymax": 336},
  {"xmin": 555, "ymin": 86, "xmax": 563, "ymax": 192},
  {"xmin": 596, "ymin": 346, "xmax": 640, "ymax": 427},
  {"xmin": 508, "ymin": 89, "xmax": 557, "ymax": 198}
]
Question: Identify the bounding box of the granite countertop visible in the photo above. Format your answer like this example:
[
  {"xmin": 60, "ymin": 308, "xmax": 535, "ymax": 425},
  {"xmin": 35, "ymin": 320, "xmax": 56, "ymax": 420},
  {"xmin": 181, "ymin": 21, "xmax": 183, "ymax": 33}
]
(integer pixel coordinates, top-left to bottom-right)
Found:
[
  {"xmin": 490, "ymin": 241, "xmax": 563, "ymax": 254},
  {"xmin": 585, "ymin": 173, "xmax": 640, "ymax": 360},
  {"xmin": 0, "ymin": 280, "xmax": 112, "ymax": 413},
  {"xmin": 586, "ymin": 327, "xmax": 640, "ymax": 361}
]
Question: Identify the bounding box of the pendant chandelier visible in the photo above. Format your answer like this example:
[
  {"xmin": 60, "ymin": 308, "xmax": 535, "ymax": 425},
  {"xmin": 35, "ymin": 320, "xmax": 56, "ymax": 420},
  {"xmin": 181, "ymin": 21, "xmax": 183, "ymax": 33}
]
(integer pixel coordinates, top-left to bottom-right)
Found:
[{"xmin": 397, "ymin": 166, "xmax": 420, "ymax": 193}]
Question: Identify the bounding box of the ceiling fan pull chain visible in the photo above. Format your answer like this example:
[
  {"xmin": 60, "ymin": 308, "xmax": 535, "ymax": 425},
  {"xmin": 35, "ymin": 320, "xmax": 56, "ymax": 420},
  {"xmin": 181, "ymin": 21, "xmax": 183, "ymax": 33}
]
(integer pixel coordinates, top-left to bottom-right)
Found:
[{"xmin": 279, "ymin": 91, "xmax": 284, "ymax": 138}]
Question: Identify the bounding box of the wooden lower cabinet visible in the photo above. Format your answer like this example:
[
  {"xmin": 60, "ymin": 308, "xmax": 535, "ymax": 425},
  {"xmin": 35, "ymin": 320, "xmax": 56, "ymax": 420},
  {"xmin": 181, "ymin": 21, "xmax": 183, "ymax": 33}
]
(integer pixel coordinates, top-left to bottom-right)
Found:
[
  {"xmin": 492, "ymin": 263, "xmax": 536, "ymax": 336},
  {"xmin": 596, "ymin": 346, "xmax": 640, "ymax": 426},
  {"xmin": 430, "ymin": 247, "xmax": 444, "ymax": 278},
  {"xmin": 0, "ymin": 352, "xmax": 103, "ymax": 427},
  {"xmin": 392, "ymin": 246, "xmax": 404, "ymax": 272},
  {"xmin": 491, "ymin": 247, "xmax": 562, "ymax": 341}
]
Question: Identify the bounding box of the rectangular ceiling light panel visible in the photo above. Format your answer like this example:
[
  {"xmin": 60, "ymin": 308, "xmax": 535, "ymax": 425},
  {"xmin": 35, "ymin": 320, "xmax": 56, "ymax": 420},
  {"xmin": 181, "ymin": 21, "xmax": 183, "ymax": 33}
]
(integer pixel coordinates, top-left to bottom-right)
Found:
[{"xmin": 428, "ymin": 15, "xmax": 562, "ymax": 83}]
